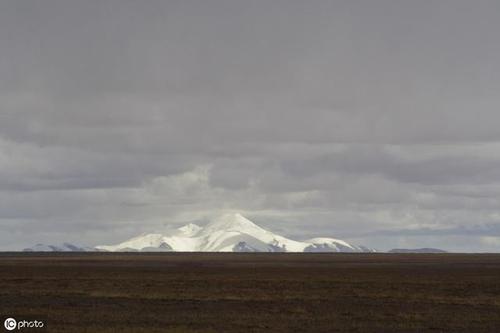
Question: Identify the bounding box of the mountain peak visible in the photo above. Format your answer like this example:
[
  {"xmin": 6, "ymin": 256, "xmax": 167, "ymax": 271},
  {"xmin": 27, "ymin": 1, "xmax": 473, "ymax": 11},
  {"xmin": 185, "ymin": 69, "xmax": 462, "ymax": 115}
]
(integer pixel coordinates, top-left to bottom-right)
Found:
[
  {"xmin": 177, "ymin": 223, "xmax": 202, "ymax": 236},
  {"xmin": 205, "ymin": 213, "xmax": 260, "ymax": 232}
]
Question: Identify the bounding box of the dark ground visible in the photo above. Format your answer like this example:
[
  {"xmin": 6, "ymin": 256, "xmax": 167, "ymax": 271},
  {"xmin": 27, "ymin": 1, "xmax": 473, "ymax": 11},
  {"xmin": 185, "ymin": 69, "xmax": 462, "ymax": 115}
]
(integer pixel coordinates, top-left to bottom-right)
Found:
[{"xmin": 1, "ymin": 253, "xmax": 500, "ymax": 332}]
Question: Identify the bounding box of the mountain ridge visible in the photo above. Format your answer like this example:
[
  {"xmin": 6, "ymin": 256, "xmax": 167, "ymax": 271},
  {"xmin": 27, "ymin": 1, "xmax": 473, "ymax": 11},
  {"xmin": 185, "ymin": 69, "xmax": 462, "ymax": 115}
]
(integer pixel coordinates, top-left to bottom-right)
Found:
[
  {"xmin": 23, "ymin": 213, "xmax": 376, "ymax": 253},
  {"xmin": 389, "ymin": 248, "xmax": 447, "ymax": 253}
]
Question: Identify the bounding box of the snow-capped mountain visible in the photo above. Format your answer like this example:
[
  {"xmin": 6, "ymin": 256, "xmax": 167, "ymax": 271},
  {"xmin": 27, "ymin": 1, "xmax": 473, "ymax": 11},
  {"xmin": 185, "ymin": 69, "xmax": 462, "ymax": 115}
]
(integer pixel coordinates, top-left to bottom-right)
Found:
[{"xmin": 96, "ymin": 213, "xmax": 375, "ymax": 253}]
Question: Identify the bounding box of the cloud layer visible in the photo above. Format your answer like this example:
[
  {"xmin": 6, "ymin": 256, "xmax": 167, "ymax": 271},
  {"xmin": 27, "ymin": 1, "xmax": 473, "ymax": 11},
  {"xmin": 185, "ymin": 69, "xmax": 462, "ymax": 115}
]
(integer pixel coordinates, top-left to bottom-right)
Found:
[{"xmin": 1, "ymin": 0, "xmax": 500, "ymax": 251}]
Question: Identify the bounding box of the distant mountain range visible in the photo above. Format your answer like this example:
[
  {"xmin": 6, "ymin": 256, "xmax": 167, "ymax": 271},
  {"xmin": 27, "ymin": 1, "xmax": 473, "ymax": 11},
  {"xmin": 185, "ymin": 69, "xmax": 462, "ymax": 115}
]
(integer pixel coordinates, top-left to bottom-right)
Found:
[
  {"xmin": 23, "ymin": 243, "xmax": 100, "ymax": 252},
  {"xmin": 23, "ymin": 213, "xmax": 375, "ymax": 253},
  {"xmin": 388, "ymin": 248, "xmax": 447, "ymax": 253}
]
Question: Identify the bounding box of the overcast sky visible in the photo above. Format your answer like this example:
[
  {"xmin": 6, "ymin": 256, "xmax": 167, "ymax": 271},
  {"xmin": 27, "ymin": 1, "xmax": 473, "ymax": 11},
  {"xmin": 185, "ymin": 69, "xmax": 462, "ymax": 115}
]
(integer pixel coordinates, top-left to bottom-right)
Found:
[{"xmin": 1, "ymin": 0, "xmax": 500, "ymax": 251}]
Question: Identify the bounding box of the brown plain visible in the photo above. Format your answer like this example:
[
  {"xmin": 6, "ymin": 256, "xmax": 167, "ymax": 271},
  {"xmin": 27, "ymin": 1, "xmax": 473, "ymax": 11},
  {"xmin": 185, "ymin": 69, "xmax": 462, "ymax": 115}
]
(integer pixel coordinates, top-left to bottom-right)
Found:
[{"xmin": 1, "ymin": 253, "xmax": 499, "ymax": 332}]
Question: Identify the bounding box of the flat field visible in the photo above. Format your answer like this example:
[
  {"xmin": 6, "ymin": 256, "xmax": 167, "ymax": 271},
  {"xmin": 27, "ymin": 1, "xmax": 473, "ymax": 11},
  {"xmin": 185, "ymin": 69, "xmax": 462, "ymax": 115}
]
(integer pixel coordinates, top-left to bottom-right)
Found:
[{"xmin": 1, "ymin": 253, "xmax": 499, "ymax": 332}]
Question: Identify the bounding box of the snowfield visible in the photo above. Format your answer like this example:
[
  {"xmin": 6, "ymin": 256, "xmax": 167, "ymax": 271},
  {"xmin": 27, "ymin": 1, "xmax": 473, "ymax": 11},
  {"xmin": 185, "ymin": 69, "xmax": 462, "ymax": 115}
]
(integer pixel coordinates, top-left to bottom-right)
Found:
[{"xmin": 94, "ymin": 213, "xmax": 375, "ymax": 253}]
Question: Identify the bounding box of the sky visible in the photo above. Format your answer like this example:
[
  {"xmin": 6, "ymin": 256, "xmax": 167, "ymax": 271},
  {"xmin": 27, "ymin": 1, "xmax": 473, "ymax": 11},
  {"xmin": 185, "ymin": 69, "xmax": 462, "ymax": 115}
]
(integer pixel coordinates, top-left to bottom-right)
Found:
[{"xmin": 1, "ymin": 0, "xmax": 500, "ymax": 251}]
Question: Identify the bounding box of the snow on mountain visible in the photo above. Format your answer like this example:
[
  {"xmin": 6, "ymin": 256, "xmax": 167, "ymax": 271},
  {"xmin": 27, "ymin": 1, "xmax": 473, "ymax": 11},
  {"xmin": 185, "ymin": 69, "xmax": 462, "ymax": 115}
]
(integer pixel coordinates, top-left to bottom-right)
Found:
[
  {"xmin": 97, "ymin": 233, "xmax": 164, "ymax": 252},
  {"xmin": 304, "ymin": 238, "xmax": 367, "ymax": 252},
  {"xmin": 178, "ymin": 223, "xmax": 202, "ymax": 237},
  {"xmin": 96, "ymin": 213, "xmax": 375, "ymax": 253}
]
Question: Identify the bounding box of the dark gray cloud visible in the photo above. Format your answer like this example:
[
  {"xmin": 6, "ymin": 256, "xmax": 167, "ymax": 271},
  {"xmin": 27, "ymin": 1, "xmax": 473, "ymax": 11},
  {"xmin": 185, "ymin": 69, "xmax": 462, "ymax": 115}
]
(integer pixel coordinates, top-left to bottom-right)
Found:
[{"xmin": 1, "ymin": 0, "xmax": 500, "ymax": 251}]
